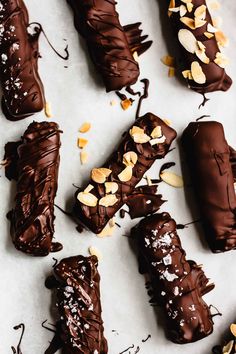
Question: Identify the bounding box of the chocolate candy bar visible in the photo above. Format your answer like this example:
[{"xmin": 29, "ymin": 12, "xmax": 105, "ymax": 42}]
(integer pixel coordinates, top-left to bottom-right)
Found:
[
  {"xmin": 0, "ymin": 0, "xmax": 45, "ymax": 120},
  {"xmin": 212, "ymin": 323, "xmax": 236, "ymax": 354},
  {"xmin": 167, "ymin": 0, "xmax": 232, "ymax": 93},
  {"xmin": 45, "ymin": 255, "xmax": 108, "ymax": 354},
  {"xmin": 182, "ymin": 121, "xmax": 236, "ymax": 253},
  {"xmin": 5, "ymin": 121, "xmax": 62, "ymax": 256},
  {"xmin": 132, "ymin": 212, "xmax": 214, "ymax": 344},
  {"xmin": 74, "ymin": 113, "xmax": 177, "ymax": 234},
  {"xmin": 67, "ymin": 0, "xmax": 151, "ymax": 92}
]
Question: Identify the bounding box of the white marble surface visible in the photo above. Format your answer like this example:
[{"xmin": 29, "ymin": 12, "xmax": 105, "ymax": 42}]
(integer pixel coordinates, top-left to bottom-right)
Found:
[{"xmin": 0, "ymin": 0, "xmax": 236, "ymax": 353}]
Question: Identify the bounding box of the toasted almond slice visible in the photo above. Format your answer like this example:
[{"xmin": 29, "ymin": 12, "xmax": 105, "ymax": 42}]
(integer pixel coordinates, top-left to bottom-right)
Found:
[
  {"xmin": 168, "ymin": 0, "xmax": 176, "ymax": 16},
  {"xmin": 180, "ymin": 17, "xmax": 195, "ymax": 30},
  {"xmin": 84, "ymin": 184, "xmax": 94, "ymax": 193},
  {"xmin": 197, "ymin": 41, "xmax": 206, "ymax": 50},
  {"xmin": 194, "ymin": 5, "xmax": 206, "ymax": 20},
  {"xmin": 79, "ymin": 122, "xmax": 91, "ymax": 133},
  {"xmin": 195, "ymin": 18, "xmax": 206, "ymax": 28},
  {"xmin": 215, "ymin": 30, "xmax": 229, "ymax": 47},
  {"xmin": 186, "ymin": 2, "xmax": 193, "ymax": 12},
  {"xmin": 180, "ymin": 4, "xmax": 187, "ymax": 17},
  {"xmin": 207, "ymin": 23, "xmax": 218, "ymax": 33},
  {"xmin": 178, "ymin": 29, "xmax": 198, "ymax": 54},
  {"xmin": 105, "ymin": 182, "xmax": 119, "ymax": 194},
  {"xmin": 133, "ymin": 51, "xmax": 139, "ymax": 62},
  {"xmin": 182, "ymin": 69, "xmax": 191, "ymax": 79},
  {"xmin": 77, "ymin": 137, "xmax": 88, "ymax": 149},
  {"xmin": 145, "ymin": 175, "xmax": 153, "ymax": 186},
  {"xmin": 214, "ymin": 52, "xmax": 229, "ymax": 68},
  {"xmin": 151, "ymin": 126, "xmax": 162, "ymax": 139},
  {"xmin": 77, "ymin": 192, "xmax": 98, "ymax": 206},
  {"xmin": 168, "ymin": 6, "xmax": 180, "ymax": 13},
  {"xmin": 121, "ymin": 99, "xmax": 132, "ymax": 111},
  {"xmin": 110, "ymin": 99, "xmax": 117, "ymax": 106},
  {"xmin": 131, "ymin": 133, "xmax": 151, "ymax": 144},
  {"xmin": 118, "ymin": 166, "xmax": 133, "ymax": 182},
  {"xmin": 222, "ymin": 340, "xmax": 234, "ymax": 354},
  {"xmin": 181, "ymin": 0, "xmax": 193, "ymax": 4},
  {"xmin": 91, "ymin": 168, "xmax": 107, "ymax": 184},
  {"xmin": 100, "ymin": 168, "xmax": 112, "ymax": 177},
  {"xmin": 195, "ymin": 49, "xmax": 210, "ymax": 64},
  {"xmin": 161, "ymin": 55, "xmax": 175, "ymax": 67},
  {"xmin": 163, "ymin": 118, "xmax": 172, "ymax": 126},
  {"xmin": 89, "ymin": 246, "xmax": 102, "ymax": 260},
  {"xmin": 168, "ymin": 67, "xmax": 175, "ymax": 77},
  {"xmin": 230, "ymin": 324, "xmax": 236, "ymax": 337},
  {"xmin": 99, "ymin": 194, "xmax": 118, "ymax": 207},
  {"xmin": 45, "ymin": 102, "xmax": 52, "ymax": 118},
  {"xmin": 160, "ymin": 171, "xmax": 184, "ymax": 188},
  {"xmin": 204, "ymin": 31, "xmax": 214, "ymax": 39},
  {"xmin": 97, "ymin": 220, "xmax": 115, "ymax": 237},
  {"xmin": 130, "ymin": 126, "xmax": 144, "ymax": 135},
  {"xmin": 80, "ymin": 151, "xmax": 88, "ymax": 165},
  {"xmin": 191, "ymin": 61, "xmax": 206, "ymax": 84},
  {"xmin": 208, "ymin": 0, "xmax": 220, "ymax": 11},
  {"xmin": 150, "ymin": 136, "xmax": 166, "ymax": 146},
  {"xmin": 123, "ymin": 151, "xmax": 138, "ymax": 167}
]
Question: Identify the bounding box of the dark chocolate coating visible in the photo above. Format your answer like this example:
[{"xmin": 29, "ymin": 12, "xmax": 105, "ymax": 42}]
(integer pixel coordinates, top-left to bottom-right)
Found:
[
  {"xmin": 73, "ymin": 113, "xmax": 177, "ymax": 234},
  {"xmin": 182, "ymin": 121, "xmax": 236, "ymax": 253},
  {"xmin": 0, "ymin": 0, "xmax": 45, "ymax": 120},
  {"xmin": 132, "ymin": 212, "xmax": 214, "ymax": 344},
  {"xmin": 167, "ymin": 0, "xmax": 232, "ymax": 93},
  {"xmin": 45, "ymin": 255, "xmax": 108, "ymax": 354},
  {"xmin": 5, "ymin": 121, "xmax": 62, "ymax": 256},
  {"xmin": 67, "ymin": 0, "xmax": 141, "ymax": 92}
]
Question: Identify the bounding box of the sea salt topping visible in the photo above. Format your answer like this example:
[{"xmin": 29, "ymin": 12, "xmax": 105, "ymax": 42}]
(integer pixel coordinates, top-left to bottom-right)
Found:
[
  {"xmin": 180, "ymin": 319, "xmax": 185, "ymax": 327},
  {"xmin": 161, "ymin": 291, "xmax": 166, "ymax": 296},
  {"xmin": 1, "ymin": 53, "xmax": 7, "ymax": 64},
  {"xmin": 12, "ymin": 43, "xmax": 19, "ymax": 51},
  {"xmin": 163, "ymin": 254, "xmax": 172, "ymax": 265},
  {"xmin": 189, "ymin": 304, "xmax": 196, "ymax": 312},
  {"xmin": 161, "ymin": 270, "xmax": 178, "ymax": 282},
  {"xmin": 173, "ymin": 286, "xmax": 179, "ymax": 296},
  {"xmin": 146, "ymin": 199, "xmax": 151, "ymax": 204},
  {"xmin": 9, "ymin": 25, "xmax": 15, "ymax": 32}
]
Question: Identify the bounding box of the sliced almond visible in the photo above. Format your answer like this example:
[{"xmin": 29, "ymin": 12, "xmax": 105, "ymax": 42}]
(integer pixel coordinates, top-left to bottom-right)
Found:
[
  {"xmin": 99, "ymin": 194, "xmax": 118, "ymax": 207},
  {"xmin": 110, "ymin": 99, "xmax": 117, "ymax": 106},
  {"xmin": 186, "ymin": 2, "xmax": 193, "ymax": 12},
  {"xmin": 214, "ymin": 52, "xmax": 229, "ymax": 68},
  {"xmin": 145, "ymin": 175, "xmax": 153, "ymax": 186},
  {"xmin": 178, "ymin": 29, "xmax": 198, "ymax": 54},
  {"xmin": 168, "ymin": 7, "xmax": 180, "ymax": 14},
  {"xmin": 105, "ymin": 182, "xmax": 119, "ymax": 194},
  {"xmin": 160, "ymin": 171, "xmax": 184, "ymax": 188},
  {"xmin": 77, "ymin": 192, "xmax": 98, "ymax": 207},
  {"xmin": 79, "ymin": 122, "xmax": 91, "ymax": 133},
  {"xmin": 80, "ymin": 151, "xmax": 88, "ymax": 165},
  {"xmin": 45, "ymin": 102, "xmax": 52, "ymax": 118},
  {"xmin": 97, "ymin": 219, "xmax": 116, "ymax": 237},
  {"xmin": 194, "ymin": 18, "xmax": 206, "ymax": 29},
  {"xmin": 215, "ymin": 31, "xmax": 229, "ymax": 47},
  {"xmin": 151, "ymin": 126, "xmax": 162, "ymax": 139},
  {"xmin": 99, "ymin": 168, "xmax": 112, "ymax": 177},
  {"xmin": 182, "ymin": 69, "xmax": 191, "ymax": 79},
  {"xmin": 133, "ymin": 51, "xmax": 139, "ymax": 62},
  {"xmin": 181, "ymin": 0, "xmax": 193, "ymax": 4},
  {"xmin": 150, "ymin": 136, "xmax": 166, "ymax": 145},
  {"xmin": 123, "ymin": 151, "xmax": 138, "ymax": 167},
  {"xmin": 180, "ymin": 4, "xmax": 187, "ymax": 17},
  {"xmin": 118, "ymin": 166, "xmax": 133, "ymax": 182},
  {"xmin": 130, "ymin": 132, "xmax": 151, "ymax": 144},
  {"xmin": 168, "ymin": 67, "xmax": 175, "ymax": 77},
  {"xmin": 161, "ymin": 55, "xmax": 175, "ymax": 67},
  {"xmin": 194, "ymin": 5, "xmax": 206, "ymax": 20},
  {"xmin": 180, "ymin": 17, "xmax": 195, "ymax": 30},
  {"xmin": 191, "ymin": 61, "xmax": 206, "ymax": 84},
  {"xmin": 91, "ymin": 168, "xmax": 106, "ymax": 184},
  {"xmin": 197, "ymin": 41, "xmax": 206, "ymax": 51},
  {"xmin": 77, "ymin": 137, "xmax": 88, "ymax": 149},
  {"xmin": 89, "ymin": 246, "xmax": 102, "ymax": 260},
  {"xmin": 207, "ymin": 23, "xmax": 218, "ymax": 33},
  {"xmin": 84, "ymin": 184, "xmax": 94, "ymax": 193},
  {"xmin": 222, "ymin": 340, "xmax": 234, "ymax": 354},
  {"xmin": 204, "ymin": 31, "xmax": 214, "ymax": 39},
  {"xmin": 195, "ymin": 49, "xmax": 210, "ymax": 64},
  {"xmin": 168, "ymin": 0, "xmax": 176, "ymax": 16},
  {"xmin": 230, "ymin": 324, "xmax": 236, "ymax": 337},
  {"xmin": 121, "ymin": 99, "xmax": 132, "ymax": 111}
]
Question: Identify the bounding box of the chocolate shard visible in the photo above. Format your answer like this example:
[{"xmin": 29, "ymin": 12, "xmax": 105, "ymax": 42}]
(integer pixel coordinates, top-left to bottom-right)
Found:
[
  {"xmin": 67, "ymin": 0, "xmax": 142, "ymax": 92},
  {"xmin": 182, "ymin": 121, "xmax": 236, "ymax": 253},
  {"xmin": 166, "ymin": 0, "xmax": 232, "ymax": 93},
  {"xmin": 45, "ymin": 255, "xmax": 108, "ymax": 354},
  {"xmin": 123, "ymin": 22, "xmax": 153, "ymax": 56},
  {"xmin": 0, "ymin": 0, "xmax": 45, "ymax": 120},
  {"xmin": 5, "ymin": 121, "xmax": 62, "ymax": 256},
  {"xmin": 132, "ymin": 212, "xmax": 214, "ymax": 344},
  {"xmin": 73, "ymin": 113, "xmax": 177, "ymax": 234}
]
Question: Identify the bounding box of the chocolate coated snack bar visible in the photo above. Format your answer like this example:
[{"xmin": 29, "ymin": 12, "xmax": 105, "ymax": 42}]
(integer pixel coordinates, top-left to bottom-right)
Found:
[
  {"xmin": 74, "ymin": 113, "xmax": 177, "ymax": 234},
  {"xmin": 45, "ymin": 255, "xmax": 108, "ymax": 354},
  {"xmin": 132, "ymin": 212, "xmax": 214, "ymax": 344},
  {"xmin": 167, "ymin": 0, "xmax": 232, "ymax": 93},
  {"xmin": 5, "ymin": 121, "xmax": 62, "ymax": 256},
  {"xmin": 182, "ymin": 121, "xmax": 236, "ymax": 253}
]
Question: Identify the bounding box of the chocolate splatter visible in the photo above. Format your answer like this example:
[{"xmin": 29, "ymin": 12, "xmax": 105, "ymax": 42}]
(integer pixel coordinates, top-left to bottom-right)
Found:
[
  {"xmin": 198, "ymin": 93, "xmax": 210, "ymax": 109},
  {"xmin": 11, "ymin": 323, "xmax": 25, "ymax": 354},
  {"xmin": 142, "ymin": 334, "xmax": 151, "ymax": 343},
  {"xmin": 136, "ymin": 79, "xmax": 149, "ymax": 119},
  {"xmin": 196, "ymin": 115, "xmax": 211, "ymax": 122},
  {"xmin": 116, "ymin": 91, "xmax": 128, "ymax": 101},
  {"xmin": 119, "ymin": 344, "xmax": 135, "ymax": 354}
]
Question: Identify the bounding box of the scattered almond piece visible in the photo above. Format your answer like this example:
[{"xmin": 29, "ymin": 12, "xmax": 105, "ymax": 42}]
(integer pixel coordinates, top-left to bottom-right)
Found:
[
  {"xmin": 195, "ymin": 49, "xmax": 210, "ymax": 64},
  {"xmin": 230, "ymin": 324, "xmax": 236, "ymax": 337},
  {"xmin": 45, "ymin": 102, "xmax": 52, "ymax": 118},
  {"xmin": 215, "ymin": 31, "xmax": 229, "ymax": 47},
  {"xmin": 89, "ymin": 246, "xmax": 102, "ymax": 260},
  {"xmin": 105, "ymin": 182, "xmax": 119, "ymax": 194},
  {"xmin": 123, "ymin": 151, "xmax": 138, "ymax": 167},
  {"xmin": 194, "ymin": 18, "xmax": 206, "ymax": 29},
  {"xmin": 160, "ymin": 171, "xmax": 184, "ymax": 188},
  {"xmin": 207, "ymin": 23, "xmax": 218, "ymax": 33},
  {"xmin": 186, "ymin": 2, "xmax": 193, "ymax": 12},
  {"xmin": 182, "ymin": 69, "xmax": 193, "ymax": 80},
  {"xmin": 118, "ymin": 166, "xmax": 133, "ymax": 182},
  {"xmin": 151, "ymin": 126, "xmax": 162, "ymax": 139},
  {"xmin": 77, "ymin": 137, "xmax": 88, "ymax": 149},
  {"xmin": 180, "ymin": 4, "xmax": 187, "ymax": 17},
  {"xmin": 77, "ymin": 191, "xmax": 97, "ymax": 206},
  {"xmin": 145, "ymin": 175, "xmax": 153, "ymax": 186},
  {"xmin": 80, "ymin": 151, "xmax": 88, "ymax": 165},
  {"xmin": 129, "ymin": 126, "xmax": 151, "ymax": 144},
  {"xmin": 191, "ymin": 61, "xmax": 206, "ymax": 84},
  {"xmin": 133, "ymin": 51, "xmax": 139, "ymax": 62},
  {"xmin": 161, "ymin": 55, "xmax": 175, "ymax": 67},
  {"xmin": 91, "ymin": 168, "xmax": 112, "ymax": 184},
  {"xmin": 84, "ymin": 184, "xmax": 94, "ymax": 193},
  {"xmin": 150, "ymin": 136, "xmax": 166, "ymax": 146},
  {"xmin": 178, "ymin": 29, "xmax": 198, "ymax": 54},
  {"xmin": 204, "ymin": 31, "xmax": 214, "ymax": 39},
  {"xmin": 168, "ymin": 0, "xmax": 176, "ymax": 16},
  {"xmin": 110, "ymin": 100, "xmax": 117, "ymax": 106},
  {"xmin": 180, "ymin": 17, "xmax": 195, "ymax": 30},
  {"xmin": 121, "ymin": 99, "xmax": 132, "ymax": 111},
  {"xmin": 99, "ymin": 168, "xmax": 112, "ymax": 177},
  {"xmin": 99, "ymin": 194, "xmax": 118, "ymax": 207},
  {"xmin": 222, "ymin": 341, "xmax": 234, "ymax": 354},
  {"xmin": 79, "ymin": 122, "xmax": 91, "ymax": 133},
  {"xmin": 168, "ymin": 67, "xmax": 175, "ymax": 77},
  {"xmin": 194, "ymin": 5, "xmax": 206, "ymax": 20},
  {"xmin": 214, "ymin": 52, "xmax": 229, "ymax": 68},
  {"xmin": 97, "ymin": 218, "xmax": 116, "ymax": 237}
]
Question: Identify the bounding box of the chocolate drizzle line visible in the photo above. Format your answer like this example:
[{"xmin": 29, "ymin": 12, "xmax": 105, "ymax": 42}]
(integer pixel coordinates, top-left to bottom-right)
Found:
[
  {"xmin": 135, "ymin": 79, "xmax": 149, "ymax": 120},
  {"xmin": 198, "ymin": 93, "xmax": 210, "ymax": 109},
  {"xmin": 11, "ymin": 323, "xmax": 25, "ymax": 354},
  {"xmin": 142, "ymin": 334, "xmax": 151, "ymax": 343},
  {"xmin": 196, "ymin": 114, "xmax": 211, "ymax": 122},
  {"xmin": 42, "ymin": 320, "xmax": 57, "ymax": 334},
  {"xmin": 119, "ymin": 344, "xmax": 135, "ymax": 354}
]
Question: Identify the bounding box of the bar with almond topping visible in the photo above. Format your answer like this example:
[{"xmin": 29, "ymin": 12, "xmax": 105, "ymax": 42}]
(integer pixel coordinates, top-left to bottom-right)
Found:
[
  {"xmin": 132, "ymin": 212, "xmax": 214, "ymax": 344},
  {"xmin": 73, "ymin": 113, "xmax": 177, "ymax": 234},
  {"xmin": 166, "ymin": 0, "xmax": 232, "ymax": 93}
]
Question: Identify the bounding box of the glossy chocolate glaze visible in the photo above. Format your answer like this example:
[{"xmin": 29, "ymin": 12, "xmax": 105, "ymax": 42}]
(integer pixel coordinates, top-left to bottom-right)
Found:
[
  {"xmin": 132, "ymin": 212, "xmax": 214, "ymax": 344},
  {"xmin": 67, "ymin": 0, "xmax": 151, "ymax": 92},
  {"xmin": 182, "ymin": 121, "xmax": 236, "ymax": 253},
  {"xmin": 73, "ymin": 113, "xmax": 177, "ymax": 234},
  {"xmin": 45, "ymin": 255, "xmax": 108, "ymax": 354},
  {"xmin": 5, "ymin": 121, "xmax": 62, "ymax": 256},
  {"xmin": 0, "ymin": 0, "xmax": 45, "ymax": 120},
  {"xmin": 167, "ymin": 0, "xmax": 232, "ymax": 93}
]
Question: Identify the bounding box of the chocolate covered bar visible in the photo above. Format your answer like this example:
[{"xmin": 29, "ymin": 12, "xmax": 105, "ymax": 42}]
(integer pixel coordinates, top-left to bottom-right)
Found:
[
  {"xmin": 0, "ymin": 0, "xmax": 45, "ymax": 120},
  {"xmin": 212, "ymin": 323, "xmax": 236, "ymax": 354},
  {"xmin": 182, "ymin": 121, "xmax": 236, "ymax": 253},
  {"xmin": 45, "ymin": 255, "xmax": 108, "ymax": 354},
  {"xmin": 132, "ymin": 212, "xmax": 214, "ymax": 344},
  {"xmin": 74, "ymin": 113, "xmax": 177, "ymax": 234},
  {"xmin": 5, "ymin": 121, "xmax": 62, "ymax": 256},
  {"xmin": 167, "ymin": 0, "xmax": 232, "ymax": 93},
  {"xmin": 67, "ymin": 0, "xmax": 152, "ymax": 92}
]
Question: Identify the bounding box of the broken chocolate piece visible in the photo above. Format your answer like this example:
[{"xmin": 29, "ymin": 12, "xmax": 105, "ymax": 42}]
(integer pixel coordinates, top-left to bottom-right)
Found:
[
  {"xmin": 73, "ymin": 113, "xmax": 177, "ymax": 234},
  {"xmin": 0, "ymin": 0, "xmax": 45, "ymax": 120},
  {"xmin": 182, "ymin": 121, "xmax": 236, "ymax": 253},
  {"xmin": 45, "ymin": 255, "xmax": 108, "ymax": 354},
  {"xmin": 5, "ymin": 121, "xmax": 62, "ymax": 256},
  {"xmin": 132, "ymin": 212, "xmax": 214, "ymax": 344}
]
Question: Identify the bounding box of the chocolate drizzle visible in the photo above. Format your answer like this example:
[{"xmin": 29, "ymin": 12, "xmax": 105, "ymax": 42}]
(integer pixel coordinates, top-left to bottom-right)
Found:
[
  {"xmin": 0, "ymin": 0, "xmax": 45, "ymax": 120},
  {"xmin": 5, "ymin": 121, "xmax": 63, "ymax": 256},
  {"xmin": 136, "ymin": 79, "xmax": 149, "ymax": 119},
  {"xmin": 11, "ymin": 323, "xmax": 25, "ymax": 354},
  {"xmin": 45, "ymin": 255, "xmax": 108, "ymax": 354}
]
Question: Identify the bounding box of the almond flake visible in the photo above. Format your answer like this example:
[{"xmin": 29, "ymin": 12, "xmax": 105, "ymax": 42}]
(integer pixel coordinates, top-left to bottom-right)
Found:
[
  {"xmin": 89, "ymin": 246, "xmax": 102, "ymax": 260},
  {"xmin": 186, "ymin": 3, "xmax": 193, "ymax": 12},
  {"xmin": 180, "ymin": 5, "xmax": 187, "ymax": 17},
  {"xmin": 168, "ymin": 67, "xmax": 175, "ymax": 77},
  {"xmin": 145, "ymin": 175, "xmax": 153, "ymax": 186},
  {"xmin": 181, "ymin": 0, "xmax": 193, "ymax": 4},
  {"xmin": 194, "ymin": 18, "xmax": 206, "ymax": 28},
  {"xmin": 77, "ymin": 192, "xmax": 98, "ymax": 207},
  {"xmin": 130, "ymin": 126, "xmax": 145, "ymax": 135},
  {"xmin": 182, "ymin": 69, "xmax": 191, "ymax": 78},
  {"xmin": 168, "ymin": 7, "xmax": 180, "ymax": 13},
  {"xmin": 204, "ymin": 31, "xmax": 214, "ymax": 39},
  {"xmin": 222, "ymin": 341, "xmax": 234, "ymax": 354},
  {"xmin": 207, "ymin": 23, "xmax": 218, "ymax": 33},
  {"xmin": 197, "ymin": 41, "xmax": 206, "ymax": 50},
  {"xmin": 99, "ymin": 194, "xmax": 118, "ymax": 207},
  {"xmin": 84, "ymin": 184, "xmax": 94, "ymax": 193},
  {"xmin": 230, "ymin": 324, "xmax": 236, "ymax": 337},
  {"xmin": 180, "ymin": 17, "xmax": 195, "ymax": 30},
  {"xmin": 215, "ymin": 31, "xmax": 229, "ymax": 47},
  {"xmin": 123, "ymin": 151, "xmax": 138, "ymax": 167},
  {"xmin": 195, "ymin": 49, "xmax": 210, "ymax": 64},
  {"xmin": 150, "ymin": 136, "xmax": 166, "ymax": 146},
  {"xmin": 151, "ymin": 126, "xmax": 162, "ymax": 139},
  {"xmin": 100, "ymin": 168, "xmax": 112, "ymax": 177},
  {"xmin": 178, "ymin": 29, "xmax": 198, "ymax": 54},
  {"xmin": 77, "ymin": 137, "xmax": 88, "ymax": 149},
  {"xmin": 79, "ymin": 122, "xmax": 91, "ymax": 133},
  {"xmin": 214, "ymin": 52, "xmax": 229, "ymax": 68},
  {"xmin": 194, "ymin": 5, "xmax": 206, "ymax": 20},
  {"xmin": 160, "ymin": 171, "xmax": 184, "ymax": 188},
  {"xmin": 91, "ymin": 168, "xmax": 111, "ymax": 184},
  {"xmin": 80, "ymin": 151, "xmax": 88, "ymax": 165},
  {"xmin": 105, "ymin": 182, "xmax": 119, "ymax": 194},
  {"xmin": 130, "ymin": 128, "xmax": 151, "ymax": 144},
  {"xmin": 191, "ymin": 61, "xmax": 206, "ymax": 84},
  {"xmin": 161, "ymin": 55, "xmax": 175, "ymax": 67},
  {"xmin": 133, "ymin": 51, "xmax": 139, "ymax": 62},
  {"xmin": 97, "ymin": 219, "xmax": 115, "ymax": 237},
  {"xmin": 121, "ymin": 99, "xmax": 132, "ymax": 111},
  {"xmin": 118, "ymin": 166, "xmax": 133, "ymax": 182},
  {"xmin": 45, "ymin": 102, "xmax": 52, "ymax": 118}
]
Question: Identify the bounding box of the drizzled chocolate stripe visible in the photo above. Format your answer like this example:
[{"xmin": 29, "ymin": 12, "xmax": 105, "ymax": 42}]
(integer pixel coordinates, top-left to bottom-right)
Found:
[
  {"xmin": 132, "ymin": 212, "xmax": 214, "ymax": 344},
  {"xmin": 5, "ymin": 121, "xmax": 62, "ymax": 256},
  {"xmin": 0, "ymin": 0, "xmax": 45, "ymax": 120},
  {"xmin": 182, "ymin": 121, "xmax": 236, "ymax": 253},
  {"xmin": 166, "ymin": 0, "xmax": 232, "ymax": 93},
  {"xmin": 67, "ymin": 0, "xmax": 151, "ymax": 92},
  {"xmin": 45, "ymin": 255, "xmax": 108, "ymax": 354},
  {"xmin": 73, "ymin": 113, "xmax": 177, "ymax": 234}
]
